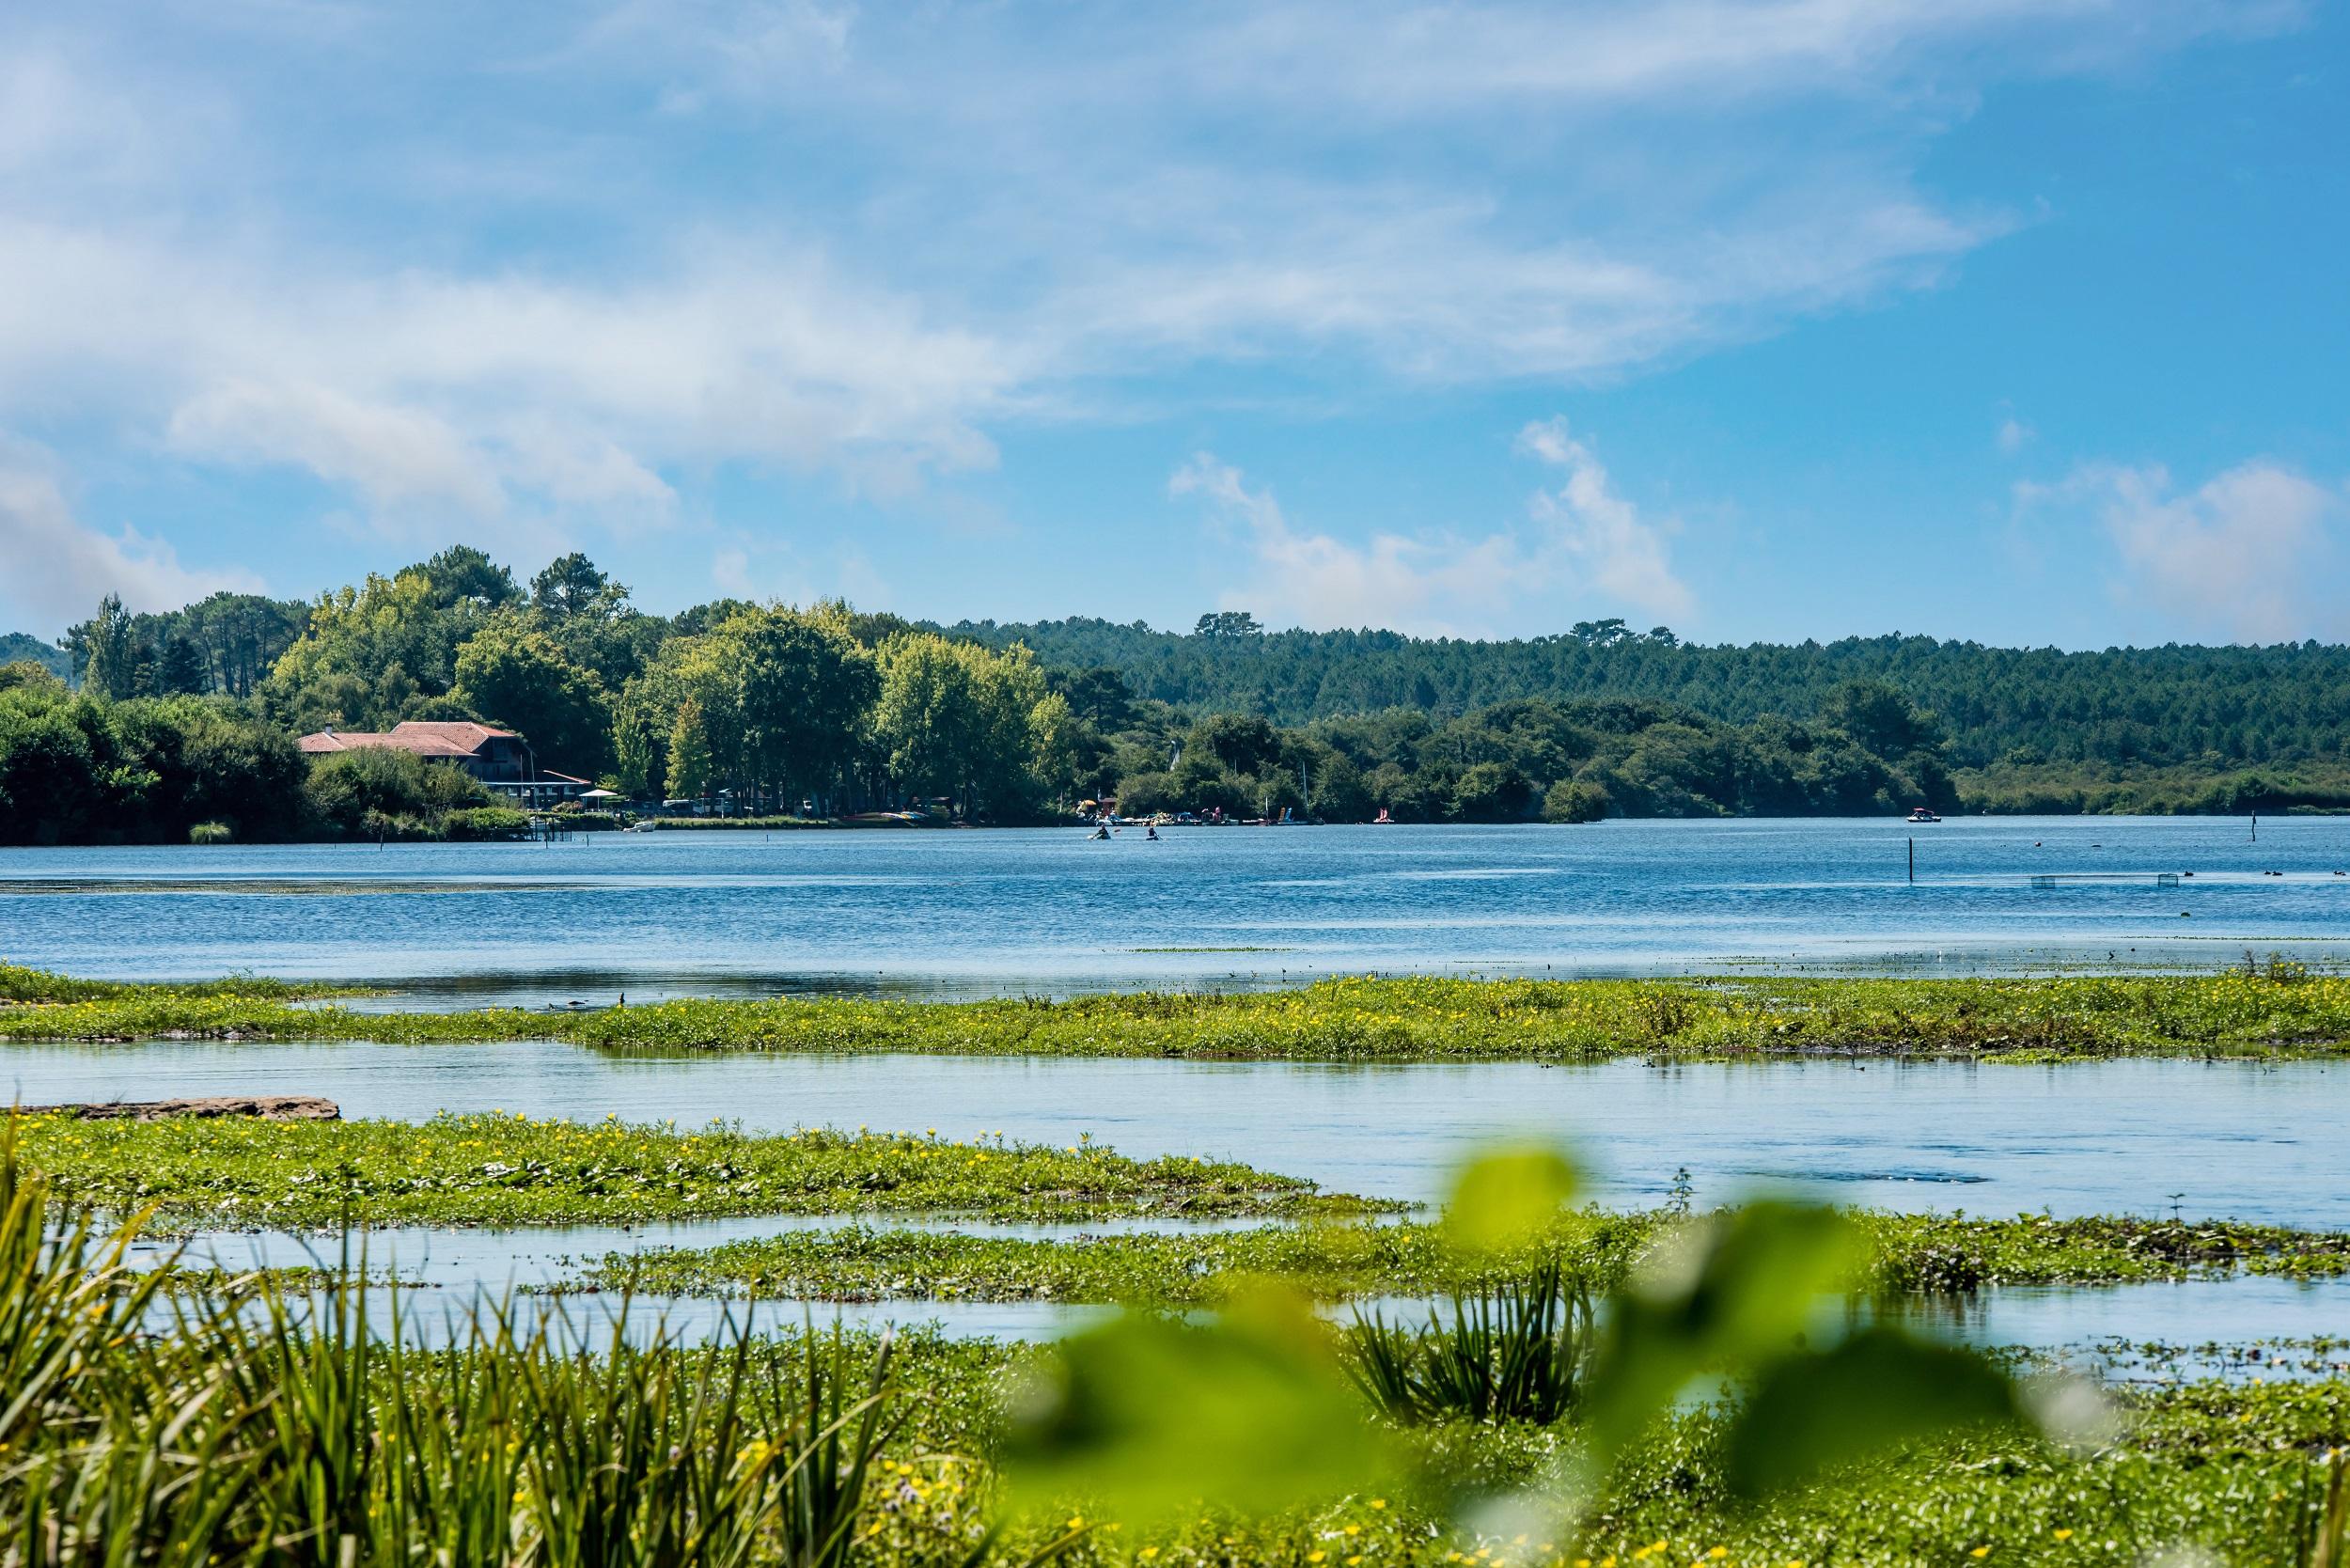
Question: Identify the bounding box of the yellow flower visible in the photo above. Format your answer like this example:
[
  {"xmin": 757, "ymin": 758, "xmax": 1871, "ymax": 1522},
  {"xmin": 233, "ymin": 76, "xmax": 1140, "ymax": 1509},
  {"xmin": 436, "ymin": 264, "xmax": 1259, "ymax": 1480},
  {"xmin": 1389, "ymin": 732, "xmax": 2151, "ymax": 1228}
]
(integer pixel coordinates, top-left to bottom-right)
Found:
[
  {"xmin": 1970, "ymin": 1550, "xmax": 1991, "ymax": 1560},
  {"xmin": 1308, "ymin": 1555, "xmax": 1326, "ymax": 1565},
  {"xmin": 2052, "ymin": 1530, "xmax": 2073, "ymax": 1542},
  {"xmin": 1371, "ymin": 1499, "xmax": 1387, "ymax": 1511}
]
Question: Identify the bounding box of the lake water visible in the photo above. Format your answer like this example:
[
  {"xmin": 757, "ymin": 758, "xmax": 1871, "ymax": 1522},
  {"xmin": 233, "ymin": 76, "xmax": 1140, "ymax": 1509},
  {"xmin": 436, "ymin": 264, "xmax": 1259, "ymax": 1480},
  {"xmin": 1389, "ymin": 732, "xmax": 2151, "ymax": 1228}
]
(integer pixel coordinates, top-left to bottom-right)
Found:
[
  {"xmin": 6, "ymin": 817, "xmax": 2349, "ymax": 1001},
  {"xmin": 12, "ymin": 816, "xmax": 2350, "ymax": 1364},
  {"xmin": 15, "ymin": 1043, "xmax": 2342, "ymax": 1227}
]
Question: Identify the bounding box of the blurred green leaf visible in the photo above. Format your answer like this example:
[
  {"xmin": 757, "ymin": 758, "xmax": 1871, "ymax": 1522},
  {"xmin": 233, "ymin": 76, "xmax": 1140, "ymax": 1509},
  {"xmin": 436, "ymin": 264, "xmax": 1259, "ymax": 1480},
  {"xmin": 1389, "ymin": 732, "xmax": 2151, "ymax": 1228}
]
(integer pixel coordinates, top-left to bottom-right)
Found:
[
  {"xmin": 1722, "ymin": 1325, "xmax": 2030, "ymax": 1497},
  {"xmin": 1000, "ymin": 1292, "xmax": 1391, "ymax": 1525},
  {"xmin": 1443, "ymin": 1146, "xmax": 1580, "ymax": 1258},
  {"xmin": 1584, "ymin": 1201, "xmax": 1861, "ymax": 1459}
]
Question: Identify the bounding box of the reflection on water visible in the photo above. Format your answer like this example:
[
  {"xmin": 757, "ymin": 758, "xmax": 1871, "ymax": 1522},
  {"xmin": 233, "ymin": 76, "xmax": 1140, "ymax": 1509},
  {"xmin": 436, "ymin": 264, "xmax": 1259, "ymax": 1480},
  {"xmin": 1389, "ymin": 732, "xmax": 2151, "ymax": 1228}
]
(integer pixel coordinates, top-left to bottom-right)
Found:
[
  {"xmin": 8, "ymin": 818, "xmax": 2350, "ymax": 998},
  {"xmin": 14, "ymin": 1043, "xmax": 2342, "ymax": 1228}
]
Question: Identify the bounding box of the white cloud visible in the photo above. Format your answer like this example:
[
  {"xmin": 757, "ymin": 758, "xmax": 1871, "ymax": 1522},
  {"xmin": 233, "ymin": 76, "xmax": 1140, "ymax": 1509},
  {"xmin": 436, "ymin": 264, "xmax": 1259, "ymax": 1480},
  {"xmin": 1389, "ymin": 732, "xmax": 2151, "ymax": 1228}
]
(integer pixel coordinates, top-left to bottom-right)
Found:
[
  {"xmin": 0, "ymin": 458, "xmax": 259, "ymax": 633},
  {"xmin": 0, "ymin": 0, "xmax": 2310, "ymax": 563},
  {"xmin": 1171, "ymin": 421, "xmax": 1690, "ymax": 635},
  {"xmin": 2021, "ymin": 459, "xmax": 2343, "ymax": 641},
  {"xmin": 1516, "ymin": 417, "xmax": 1693, "ymax": 620},
  {"xmin": 168, "ymin": 381, "xmax": 507, "ymax": 518},
  {"xmin": 1997, "ymin": 416, "xmax": 2034, "ymax": 453}
]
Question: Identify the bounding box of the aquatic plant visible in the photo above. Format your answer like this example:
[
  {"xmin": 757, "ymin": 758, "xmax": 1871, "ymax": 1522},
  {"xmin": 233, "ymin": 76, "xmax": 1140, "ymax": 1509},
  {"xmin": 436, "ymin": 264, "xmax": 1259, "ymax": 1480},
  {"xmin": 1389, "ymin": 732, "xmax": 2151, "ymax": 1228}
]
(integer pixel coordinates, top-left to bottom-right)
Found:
[
  {"xmin": 560, "ymin": 1210, "xmax": 2350, "ymax": 1305},
  {"xmin": 1340, "ymin": 1258, "xmax": 1596, "ymax": 1425},
  {"xmin": 9, "ymin": 1109, "xmax": 1386, "ymax": 1231},
  {"xmin": 12, "ymin": 966, "xmax": 2350, "ymax": 1059}
]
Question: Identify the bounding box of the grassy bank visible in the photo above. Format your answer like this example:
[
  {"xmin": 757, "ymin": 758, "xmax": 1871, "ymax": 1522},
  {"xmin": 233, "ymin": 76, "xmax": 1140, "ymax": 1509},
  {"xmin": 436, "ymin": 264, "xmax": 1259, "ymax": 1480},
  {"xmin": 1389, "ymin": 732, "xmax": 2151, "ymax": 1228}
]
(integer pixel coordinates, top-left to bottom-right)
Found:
[
  {"xmin": 14, "ymin": 1111, "xmax": 1385, "ymax": 1230},
  {"xmin": 9, "ymin": 965, "xmax": 2350, "ymax": 1058},
  {"xmin": 569, "ymin": 1211, "xmax": 2350, "ymax": 1303}
]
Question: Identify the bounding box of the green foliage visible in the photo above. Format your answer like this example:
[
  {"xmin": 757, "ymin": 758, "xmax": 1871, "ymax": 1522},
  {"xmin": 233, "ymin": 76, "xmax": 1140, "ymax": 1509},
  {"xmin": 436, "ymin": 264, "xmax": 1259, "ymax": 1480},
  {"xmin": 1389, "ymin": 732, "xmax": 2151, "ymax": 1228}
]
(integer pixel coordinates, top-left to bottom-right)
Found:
[
  {"xmin": 300, "ymin": 744, "xmax": 494, "ymax": 839},
  {"xmin": 0, "ymin": 682, "xmax": 306, "ymax": 845},
  {"xmin": 1004, "ymin": 1293, "xmax": 1392, "ymax": 1526},
  {"xmin": 23, "ymin": 968, "xmax": 2350, "ymax": 1061},
  {"xmin": 1718, "ymin": 1326, "xmax": 2029, "ymax": 1497},
  {"xmin": 872, "ymin": 633, "xmax": 1058, "ymax": 820},
  {"xmin": 562, "ymin": 1208, "xmax": 2350, "ymax": 1304},
  {"xmin": 0, "ymin": 1126, "xmax": 948, "ymax": 1568},
  {"xmin": 13, "ymin": 1112, "xmax": 1377, "ymax": 1231},
  {"xmin": 1341, "ymin": 1259, "xmax": 1596, "ymax": 1425},
  {"xmin": 952, "ymin": 616, "xmax": 2350, "ymax": 780},
  {"xmin": 667, "ymin": 697, "xmax": 713, "ymax": 797},
  {"xmin": 187, "ymin": 819, "xmax": 232, "ymax": 844},
  {"xmin": 441, "ymin": 805, "xmax": 533, "ymax": 840},
  {"xmin": 451, "ymin": 613, "xmax": 613, "ymax": 776},
  {"xmin": 1543, "ymin": 778, "xmax": 1609, "ymax": 823},
  {"xmin": 0, "ymin": 632, "xmax": 71, "ymax": 679}
]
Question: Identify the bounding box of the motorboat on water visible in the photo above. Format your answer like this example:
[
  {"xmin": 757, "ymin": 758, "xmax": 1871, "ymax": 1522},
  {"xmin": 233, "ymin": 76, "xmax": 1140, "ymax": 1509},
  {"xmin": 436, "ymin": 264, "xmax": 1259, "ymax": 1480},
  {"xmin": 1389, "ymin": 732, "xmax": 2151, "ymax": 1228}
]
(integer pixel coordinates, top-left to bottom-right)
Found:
[{"xmin": 1905, "ymin": 807, "xmax": 1941, "ymax": 823}]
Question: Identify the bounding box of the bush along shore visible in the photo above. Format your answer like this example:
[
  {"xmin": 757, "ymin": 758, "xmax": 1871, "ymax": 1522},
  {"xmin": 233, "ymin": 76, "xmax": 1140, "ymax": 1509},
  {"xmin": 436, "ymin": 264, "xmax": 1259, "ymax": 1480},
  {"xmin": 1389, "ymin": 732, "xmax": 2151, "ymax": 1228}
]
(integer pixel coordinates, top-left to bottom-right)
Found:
[
  {"xmin": 11, "ymin": 1110, "xmax": 1388, "ymax": 1231},
  {"xmin": 9, "ymin": 965, "xmax": 2350, "ymax": 1058},
  {"xmin": 560, "ymin": 1211, "xmax": 2350, "ymax": 1304}
]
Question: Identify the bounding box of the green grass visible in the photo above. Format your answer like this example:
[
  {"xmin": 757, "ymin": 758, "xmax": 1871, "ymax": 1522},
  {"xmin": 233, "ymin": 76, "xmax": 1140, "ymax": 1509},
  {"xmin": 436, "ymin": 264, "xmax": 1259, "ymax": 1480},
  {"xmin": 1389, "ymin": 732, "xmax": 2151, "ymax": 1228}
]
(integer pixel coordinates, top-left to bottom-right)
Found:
[
  {"xmin": 13, "ymin": 1111, "xmax": 1389, "ymax": 1231},
  {"xmin": 565, "ymin": 1211, "xmax": 2350, "ymax": 1303},
  {"xmin": 0, "ymin": 961, "xmax": 362, "ymax": 1004},
  {"xmin": 12, "ymin": 966, "xmax": 2350, "ymax": 1058}
]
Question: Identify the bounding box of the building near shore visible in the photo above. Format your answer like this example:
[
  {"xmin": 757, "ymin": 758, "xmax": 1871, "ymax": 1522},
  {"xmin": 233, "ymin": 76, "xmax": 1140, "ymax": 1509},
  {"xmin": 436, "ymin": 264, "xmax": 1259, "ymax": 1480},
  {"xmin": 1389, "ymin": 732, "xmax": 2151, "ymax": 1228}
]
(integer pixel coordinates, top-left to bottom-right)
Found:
[{"xmin": 295, "ymin": 720, "xmax": 588, "ymax": 807}]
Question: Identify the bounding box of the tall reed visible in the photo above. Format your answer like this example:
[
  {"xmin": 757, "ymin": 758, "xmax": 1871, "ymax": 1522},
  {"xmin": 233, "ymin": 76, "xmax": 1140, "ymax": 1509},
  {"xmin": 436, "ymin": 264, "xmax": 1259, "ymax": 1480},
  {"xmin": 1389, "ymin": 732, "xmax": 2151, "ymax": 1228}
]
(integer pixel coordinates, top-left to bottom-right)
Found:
[{"xmin": 0, "ymin": 1119, "xmax": 982, "ymax": 1566}]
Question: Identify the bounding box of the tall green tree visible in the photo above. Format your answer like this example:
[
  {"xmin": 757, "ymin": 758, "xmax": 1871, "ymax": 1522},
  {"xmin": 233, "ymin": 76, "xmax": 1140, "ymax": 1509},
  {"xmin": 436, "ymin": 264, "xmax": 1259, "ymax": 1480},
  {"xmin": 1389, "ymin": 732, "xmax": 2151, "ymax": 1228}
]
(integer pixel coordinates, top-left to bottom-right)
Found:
[
  {"xmin": 666, "ymin": 699, "xmax": 713, "ymax": 800},
  {"xmin": 80, "ymin": 595, "xmax": 139, "ymax": 700},
  {"xmin": 450, "ymin": 616, "xmax": 614, "ymax": 776}
]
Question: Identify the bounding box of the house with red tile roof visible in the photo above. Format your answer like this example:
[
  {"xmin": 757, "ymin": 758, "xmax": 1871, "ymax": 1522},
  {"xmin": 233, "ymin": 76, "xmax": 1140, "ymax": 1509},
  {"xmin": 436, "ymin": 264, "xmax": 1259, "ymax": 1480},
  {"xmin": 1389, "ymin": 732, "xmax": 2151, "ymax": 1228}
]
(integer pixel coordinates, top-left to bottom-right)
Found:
[{"xmin": 295, "ymin": 721, "xmax": 589, "ymax": 805}]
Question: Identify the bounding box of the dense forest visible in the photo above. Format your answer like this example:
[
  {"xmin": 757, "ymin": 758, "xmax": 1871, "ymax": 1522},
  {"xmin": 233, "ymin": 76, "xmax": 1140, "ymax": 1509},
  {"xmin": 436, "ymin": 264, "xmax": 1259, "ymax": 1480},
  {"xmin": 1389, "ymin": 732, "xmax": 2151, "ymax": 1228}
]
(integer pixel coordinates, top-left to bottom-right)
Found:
[
  {"xmin": 4, "ymin": 550, "xmax": 2347, "ymax": 845},
  {"xmin": 950, "ymin": 616, "xmax": 2350, "ymax": 772}
]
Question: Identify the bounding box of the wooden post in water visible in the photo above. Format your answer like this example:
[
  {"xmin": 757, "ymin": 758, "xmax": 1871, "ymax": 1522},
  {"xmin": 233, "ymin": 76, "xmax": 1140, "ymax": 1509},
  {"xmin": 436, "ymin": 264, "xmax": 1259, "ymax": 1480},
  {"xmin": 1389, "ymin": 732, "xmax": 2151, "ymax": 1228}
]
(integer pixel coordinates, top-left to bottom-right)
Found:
[{"xmin": 1908, "ymin": 837, "xmax": 1914, "ymax": 884}]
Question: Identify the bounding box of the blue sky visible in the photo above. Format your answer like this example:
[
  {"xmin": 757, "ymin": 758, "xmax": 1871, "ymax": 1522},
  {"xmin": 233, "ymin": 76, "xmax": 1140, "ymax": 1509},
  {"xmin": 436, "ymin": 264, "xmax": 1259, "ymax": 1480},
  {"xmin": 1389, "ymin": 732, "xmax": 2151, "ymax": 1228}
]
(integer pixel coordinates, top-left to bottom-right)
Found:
[{"xmin": 2, "ymin": 0, "xmax": 2345, "ymax": 648}]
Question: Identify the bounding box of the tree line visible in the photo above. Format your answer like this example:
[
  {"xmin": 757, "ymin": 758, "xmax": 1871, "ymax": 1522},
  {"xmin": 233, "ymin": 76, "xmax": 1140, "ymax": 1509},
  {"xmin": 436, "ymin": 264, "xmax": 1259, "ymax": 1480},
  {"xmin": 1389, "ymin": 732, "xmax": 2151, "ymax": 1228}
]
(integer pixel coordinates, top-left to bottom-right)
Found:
[
  {"xmin": 948, "ymin": 616, "xmax": 2350, "ymax": 773},
  {"xmin": 6, "ymin": 548, "xmax": 2349, "ymax": 845}
]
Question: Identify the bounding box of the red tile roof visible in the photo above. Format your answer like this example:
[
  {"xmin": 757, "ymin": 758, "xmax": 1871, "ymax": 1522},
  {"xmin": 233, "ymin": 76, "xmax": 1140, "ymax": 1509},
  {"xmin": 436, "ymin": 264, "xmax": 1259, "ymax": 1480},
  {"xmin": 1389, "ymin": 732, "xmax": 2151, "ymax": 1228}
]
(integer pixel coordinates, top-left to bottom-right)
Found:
[{"xmin": 296, "ymin": 721, "xmax": 522, "ymax": 760}]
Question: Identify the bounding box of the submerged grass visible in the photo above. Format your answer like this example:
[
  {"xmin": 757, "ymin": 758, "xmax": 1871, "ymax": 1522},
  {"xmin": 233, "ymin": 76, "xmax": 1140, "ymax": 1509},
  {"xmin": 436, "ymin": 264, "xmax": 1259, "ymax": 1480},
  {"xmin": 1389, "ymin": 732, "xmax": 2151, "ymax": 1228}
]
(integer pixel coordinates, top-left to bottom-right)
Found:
[
  {"xmin": 13, "ymin": 1111, "xmax": 1385, "ymax": 1231},
  {"xmin": 563, "ymin": 1211, "xmax": 2350, "ymax": 1303},
  {"xmin": 10, "ymin": 966, "xmax": 2350, "ymax": 1058}
]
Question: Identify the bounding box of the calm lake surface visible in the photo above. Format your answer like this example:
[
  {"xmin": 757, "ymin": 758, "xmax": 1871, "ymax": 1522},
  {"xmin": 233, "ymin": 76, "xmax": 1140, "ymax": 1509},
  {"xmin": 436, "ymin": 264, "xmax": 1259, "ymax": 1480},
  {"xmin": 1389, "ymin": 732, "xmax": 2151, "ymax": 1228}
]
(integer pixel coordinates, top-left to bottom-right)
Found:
[
  {"xmin": 16, "ymin": 1043, "xmax": 2342, "ymax": 1227},
  {"xmin": 6, "ymin": 818, "xmax": 2350, "ymax": 999}
]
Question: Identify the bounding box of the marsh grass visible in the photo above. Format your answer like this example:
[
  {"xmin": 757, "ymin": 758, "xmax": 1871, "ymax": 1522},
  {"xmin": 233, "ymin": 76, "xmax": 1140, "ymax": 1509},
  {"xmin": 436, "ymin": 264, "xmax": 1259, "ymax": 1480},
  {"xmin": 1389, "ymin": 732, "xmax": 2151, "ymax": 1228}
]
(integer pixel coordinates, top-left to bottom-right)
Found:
[
  {"xmin": 0, "ymin": 1127, "xmax": 1081, "ymax": 1568},
  {"xmin": 4, "ymin": 1137, "xmax": 2348, "ymax": 1564},
  {"xmin": 564, "ymin": 1211, "xmax": 2350, "ymax": 1304},
  {"xmin": 11, "ymin": 967, "xmax": 2350, "ymax": 1058},
  {"xmin": 10, "ymin": 1110, "xmax": 1385, "ymax": 1231}
]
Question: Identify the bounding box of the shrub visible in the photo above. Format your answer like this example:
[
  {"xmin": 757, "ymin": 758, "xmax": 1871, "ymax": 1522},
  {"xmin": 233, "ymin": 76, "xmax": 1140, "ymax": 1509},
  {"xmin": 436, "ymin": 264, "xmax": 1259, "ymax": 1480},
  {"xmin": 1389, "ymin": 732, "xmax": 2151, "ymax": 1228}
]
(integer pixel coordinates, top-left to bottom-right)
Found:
[
  {"xmin": 1543, "ymin": 779, "xmax": 1610, "ymax": 823},
  {"xmin": 305, "ymin": 746, "xmax": 491, "ymax": 837},
  {"xmin": 188, "ymin": 820, "xmax": 233, "ymax": 845},
  {"xmin": 442, "ymin": 806, "xmax": 533, "ymax": 841}
]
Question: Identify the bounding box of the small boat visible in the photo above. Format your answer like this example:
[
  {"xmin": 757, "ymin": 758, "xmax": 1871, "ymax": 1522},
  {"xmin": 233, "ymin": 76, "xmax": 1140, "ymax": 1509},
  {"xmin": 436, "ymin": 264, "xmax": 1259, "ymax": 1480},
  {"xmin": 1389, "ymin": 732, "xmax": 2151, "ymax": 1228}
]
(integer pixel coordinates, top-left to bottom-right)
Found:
[{"xmin": 1905, "ymin": 807, "xmax": 1941, "ymax": 823}]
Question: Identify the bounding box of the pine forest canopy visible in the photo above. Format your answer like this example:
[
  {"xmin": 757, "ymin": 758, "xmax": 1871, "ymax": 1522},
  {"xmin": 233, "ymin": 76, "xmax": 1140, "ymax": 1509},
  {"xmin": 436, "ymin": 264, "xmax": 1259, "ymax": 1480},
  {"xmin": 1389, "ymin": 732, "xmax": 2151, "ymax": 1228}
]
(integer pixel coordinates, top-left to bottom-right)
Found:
[
  {"xmin": 8, "ymin": 543, "xmax": 2350, "ymax": 846},
  {"xmin": 948, "ymin": 616, "xmax": 2350, "ymax": 775}
]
